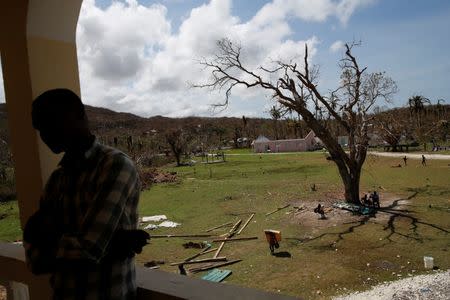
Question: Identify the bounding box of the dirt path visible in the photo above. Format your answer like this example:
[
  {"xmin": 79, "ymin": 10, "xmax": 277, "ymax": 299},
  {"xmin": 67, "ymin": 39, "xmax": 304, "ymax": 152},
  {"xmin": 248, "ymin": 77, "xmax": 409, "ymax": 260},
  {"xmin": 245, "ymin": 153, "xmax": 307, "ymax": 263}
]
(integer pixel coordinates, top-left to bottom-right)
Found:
[
  {"xmin": 333, "ymin": 269, "xmax": 450, "ymax": 300},
  {"xmin": 226, "ymin": 152, "xmax": 450, "ymax": 160},
  {"xmin": 368, "ymin": 152, "xmax": 450, "ymax": 160}
]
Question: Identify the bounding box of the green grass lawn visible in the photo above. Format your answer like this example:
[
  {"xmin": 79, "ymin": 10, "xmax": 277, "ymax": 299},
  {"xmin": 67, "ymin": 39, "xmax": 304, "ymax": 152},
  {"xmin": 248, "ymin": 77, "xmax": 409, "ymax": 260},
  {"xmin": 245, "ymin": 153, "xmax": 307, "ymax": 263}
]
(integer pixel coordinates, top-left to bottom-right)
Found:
[
  {"xmin": 136, "ymin": 153, "xmax": 449, "ymax": 299},
  {"xmin": 1, "ymin": 152, "xmax": 449, "ymax": 299}
]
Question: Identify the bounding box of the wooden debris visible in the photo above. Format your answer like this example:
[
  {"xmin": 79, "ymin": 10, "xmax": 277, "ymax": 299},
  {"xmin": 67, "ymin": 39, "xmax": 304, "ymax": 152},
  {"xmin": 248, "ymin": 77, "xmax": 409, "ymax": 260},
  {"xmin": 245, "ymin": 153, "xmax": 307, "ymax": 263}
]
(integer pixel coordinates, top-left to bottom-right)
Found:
[
  {"xmin": 229, "ymin": 219, "xmax": 243, "ymax": 235},
  {"xmin": 212, "ymin": 236, "xmax": 258, "ymax": 242},
  {"xmin": 265, "ymin": 204, "xmax": 290, "ymax": 216},
  {"xmin": 189, "ymin": 259, "xmax": 242, "ymax": 273},
  {"xmin": 170, "ymin": 257, "xmax": 227, "ymax": 266},
  {"xmin": 184, "ymin": 246, "xmax": 217, "ymax": 261},
  {"xmin": 205, "ymin": 222, "xmax": 233, "ymax": 232},
  {"xmin": 293, "ymin": 206, "xmax": 305, "ymax": 212},
  {"xmin": 214, "ymin": 241, "xmax": 226, "ymax": 259},
  {"xmin": 213, "ymin": 219, "xmax": 241, "ymax": 258},
  {"xmin": 150, "ymin": 234, "xmax": 213, "ymax": 238},
  {"xmin": 237, "ymin": 213, "xmax": 255, "ymax": 235}
]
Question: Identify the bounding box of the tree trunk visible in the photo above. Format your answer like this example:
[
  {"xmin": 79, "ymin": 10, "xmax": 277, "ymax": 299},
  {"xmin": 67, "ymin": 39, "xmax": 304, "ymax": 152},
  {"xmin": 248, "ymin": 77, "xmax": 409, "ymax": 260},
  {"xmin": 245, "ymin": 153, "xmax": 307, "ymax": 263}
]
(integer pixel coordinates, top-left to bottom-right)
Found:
[
  {"xmin": 343, "ymin": 171, "xmax": 361, "ymax": 204},
  {"xmin": 335, "ymin": 160, "xmax": 361, "ymax": 204},
  {"xmin": 175, "ymin": 152, "xmax": 181, "ymax": 166}
]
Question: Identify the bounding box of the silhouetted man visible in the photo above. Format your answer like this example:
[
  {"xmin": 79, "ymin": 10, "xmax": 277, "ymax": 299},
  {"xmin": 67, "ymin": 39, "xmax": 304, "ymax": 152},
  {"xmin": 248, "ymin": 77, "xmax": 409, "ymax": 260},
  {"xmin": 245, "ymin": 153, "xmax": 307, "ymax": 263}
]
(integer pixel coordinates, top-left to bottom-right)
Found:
[
  {"xmin": 403, "ymin": 155, "xmax": 407, "ymax": 166},
  {"xmin": 24, "ymin": 89, "xmax": 148, "ymax": 299},
  {"xmin": 422, "ymin": 154, "xmax": 427, "ymax": 166}
]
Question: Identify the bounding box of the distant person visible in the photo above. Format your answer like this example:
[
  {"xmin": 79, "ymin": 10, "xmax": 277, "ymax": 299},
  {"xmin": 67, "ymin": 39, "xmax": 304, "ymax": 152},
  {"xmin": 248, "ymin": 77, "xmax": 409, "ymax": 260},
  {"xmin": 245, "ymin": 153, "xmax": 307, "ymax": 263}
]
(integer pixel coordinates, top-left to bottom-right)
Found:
[
  {"xmin": 24, "ymin": 88, "xmax": 149, "ymax": 299},
  {"xmin": 403, "ymin": 156, "xmax": 407, "ymax": 166},
  {"xmin": 372, "ymin": 191, "xmax": 380, "ymax": 208},
  {"xmin": 361, "ymin": 193, "xmax": 368, "ymax": 206},
  {"xmin": 422, "ymin": 154, "xmax": 427, "ymax": 166},
  {"xmin": 314, "ymin": 204, "xmax": 326, "ymax": 219}
]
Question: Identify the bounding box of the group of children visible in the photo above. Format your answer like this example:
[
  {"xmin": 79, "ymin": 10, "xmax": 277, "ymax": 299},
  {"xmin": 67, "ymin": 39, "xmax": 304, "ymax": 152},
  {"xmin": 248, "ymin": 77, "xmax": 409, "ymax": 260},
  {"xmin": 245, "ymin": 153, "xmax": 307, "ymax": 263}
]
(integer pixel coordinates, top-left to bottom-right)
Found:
[{"xmin": 361, "ymin": 191, "xmax": 380, "ymax": 208}]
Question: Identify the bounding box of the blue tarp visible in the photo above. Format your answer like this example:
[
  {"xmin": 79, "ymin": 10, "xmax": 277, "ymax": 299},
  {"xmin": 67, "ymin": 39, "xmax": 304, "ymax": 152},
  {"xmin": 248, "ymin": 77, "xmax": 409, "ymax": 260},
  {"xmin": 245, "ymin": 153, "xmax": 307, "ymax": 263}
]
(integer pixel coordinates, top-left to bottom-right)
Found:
[
  {"xmin": 333, "ymin": 202, "xmax": 375, "ymax": 215},
  {"xmin": 201, "ymin": 269, "xmax": 232, "ymax": 282}
]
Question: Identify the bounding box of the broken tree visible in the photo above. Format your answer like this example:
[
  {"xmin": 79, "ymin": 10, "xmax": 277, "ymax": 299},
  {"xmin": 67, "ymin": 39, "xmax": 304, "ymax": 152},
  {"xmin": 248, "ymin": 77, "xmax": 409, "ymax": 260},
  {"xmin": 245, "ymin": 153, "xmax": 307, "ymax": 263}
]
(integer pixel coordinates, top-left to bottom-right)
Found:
[{"xmin": 196, "ymin": 39, "xmax": 397, "ymax": 204}]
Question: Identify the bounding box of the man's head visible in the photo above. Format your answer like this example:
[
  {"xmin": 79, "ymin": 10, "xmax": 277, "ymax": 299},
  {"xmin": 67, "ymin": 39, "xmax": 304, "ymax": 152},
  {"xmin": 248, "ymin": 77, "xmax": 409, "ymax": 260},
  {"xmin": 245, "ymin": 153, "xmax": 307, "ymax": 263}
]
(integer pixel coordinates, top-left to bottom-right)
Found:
[{"xmin": 32, "ymin": 89, "xmax": 90, "ymax": 153}]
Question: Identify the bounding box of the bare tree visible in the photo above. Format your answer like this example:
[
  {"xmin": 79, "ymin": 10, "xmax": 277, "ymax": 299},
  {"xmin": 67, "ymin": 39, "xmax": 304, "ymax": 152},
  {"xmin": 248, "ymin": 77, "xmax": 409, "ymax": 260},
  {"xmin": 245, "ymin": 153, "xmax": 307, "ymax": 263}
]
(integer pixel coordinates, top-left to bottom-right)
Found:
[
  {"xmin": 165, "ymin": 128, "xmax": 194, "ymax": 167},
  {"xmin": 196, "ymin": 38, "xmax": 397, "ymax": 203},
  {"xmin": 374, "ymin": 108, "xmax": 408, "ymax": 152}
]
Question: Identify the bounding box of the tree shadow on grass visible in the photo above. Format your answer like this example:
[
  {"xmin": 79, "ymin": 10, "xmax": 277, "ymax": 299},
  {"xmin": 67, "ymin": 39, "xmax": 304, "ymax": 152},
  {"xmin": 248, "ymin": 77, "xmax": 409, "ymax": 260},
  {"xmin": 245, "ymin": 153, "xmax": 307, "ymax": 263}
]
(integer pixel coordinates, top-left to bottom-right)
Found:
[{"xmin": 286, "ymin": 191, "xmax": 449, "ymax": 247}]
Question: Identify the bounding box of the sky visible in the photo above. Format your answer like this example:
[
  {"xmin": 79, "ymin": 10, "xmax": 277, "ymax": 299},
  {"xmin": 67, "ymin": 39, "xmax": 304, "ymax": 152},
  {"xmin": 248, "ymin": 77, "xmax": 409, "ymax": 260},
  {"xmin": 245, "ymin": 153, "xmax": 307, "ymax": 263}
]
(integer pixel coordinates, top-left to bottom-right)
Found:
[{"xmin": 1, "ymin": 0, "xmax": 450, "ymax": 118}]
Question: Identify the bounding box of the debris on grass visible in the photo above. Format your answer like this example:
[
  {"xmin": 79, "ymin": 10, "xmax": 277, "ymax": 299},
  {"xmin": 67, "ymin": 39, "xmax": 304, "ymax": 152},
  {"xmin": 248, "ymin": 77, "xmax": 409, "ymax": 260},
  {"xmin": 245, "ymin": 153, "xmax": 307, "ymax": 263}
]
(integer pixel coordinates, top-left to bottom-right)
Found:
[
  {"xmin": 237, "ymin": 213, "xmax": 255, "ymax": 235},
  {"xmin": 142, "ymin": 215, "xmax": 167, "ymax": 222},
  {"xmin": 188, "ymin": 259, "xmax": 242, "ymax": 273},
  {"xmin": 144, "ymin": 223, "xmax": 158, "ymax": 230},
  {"xmin": 205, "ymin": 222, "xmax": 233, "ymax": 232},
  {"xmin": 170, "ymin": 257, "xmax": 227, "ymax": 266},
  {"xmin": 158, "ymin": 220, "xmax": 181, "ymax": 228},
  {"xmin": 150, "ymin": 234, "xmax": 213, "ymax": 238},
  {"xmin": 182, "ymin": 245, "xmax": 217, "ymax": 263},
  {"xmin": 182, "ymin": 241, "xmax": 210, "ymax": 249},
  {"xmin": 266, "ymin": 204, "xmax": 290, "ymax": 216},
  {"xmin": 201, "ymin": 269, "xmax": 232, "ymax": 282},
  {"xmin": 333, "ymin": 201, "xmax": 375, "ymax": 215},
  {"xmin": 212, "ymin": 236, "xmax": 258, "ymax": 242},
  {"xmin": 214, "ymin": 219, "xmax": 242, "ymax": 258},
  {"xmin": 140, "ymin": 169, "xmax": 177, "ymax": 189}
]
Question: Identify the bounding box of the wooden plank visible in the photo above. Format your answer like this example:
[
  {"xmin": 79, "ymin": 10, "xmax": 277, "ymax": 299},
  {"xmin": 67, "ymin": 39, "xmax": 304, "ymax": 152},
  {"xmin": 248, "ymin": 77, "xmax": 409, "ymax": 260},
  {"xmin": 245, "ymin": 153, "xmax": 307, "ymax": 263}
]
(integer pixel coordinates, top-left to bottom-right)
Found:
[
  {"xmin": 213, "ymin": 242, "xmax": 226, "ymax": 259},
  {"xmin": 150, "ymin": 234, "xmax": 213, "ymax": 238},
  {"xmin": 182, "ymin": 245, "xmax": 212, "ymax": 262},
  {"xmin": 265, "ymin": 204, "xmax": 290, "ymax": 216},
  {"xmin": 183, "ymin": 247, "xmax": 217, "ymax": 263},
  {"xmin": 237, "ymin": 213, "xmax": 255, "ymax": 235},
  {"xmin": 213, "ymin": 219, "xmax": 241, "ymax": 258},
  {"xmin": 205, "ymin": 222, "xmax": 233, "ymax": 232},
  {"xmin": 212, "ymin": 236, "xmax": 258, "ymax": 242},
  {"xmin": 201, "ymin": 269, "xmax": 232, "ymax": 282},
  {"xmin": 229, "ymin": 219, "xmax": 243, "ymax": 235},
  {"xmin": 189, "ymin": 259, "xmax": 242, "ymax": 273},
  {"xmin": 170, "ymin": 257, "xmax": 227, "ymax": 266}
]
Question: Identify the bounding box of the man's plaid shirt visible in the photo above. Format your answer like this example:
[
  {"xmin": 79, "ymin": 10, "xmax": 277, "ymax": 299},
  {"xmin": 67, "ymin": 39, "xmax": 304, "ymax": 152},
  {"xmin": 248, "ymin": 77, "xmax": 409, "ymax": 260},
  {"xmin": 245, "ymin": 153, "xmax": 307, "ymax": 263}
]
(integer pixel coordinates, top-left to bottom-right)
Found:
[{"xmin": 25, "ymin": 140, "xmax": 140, "ymax": 299}]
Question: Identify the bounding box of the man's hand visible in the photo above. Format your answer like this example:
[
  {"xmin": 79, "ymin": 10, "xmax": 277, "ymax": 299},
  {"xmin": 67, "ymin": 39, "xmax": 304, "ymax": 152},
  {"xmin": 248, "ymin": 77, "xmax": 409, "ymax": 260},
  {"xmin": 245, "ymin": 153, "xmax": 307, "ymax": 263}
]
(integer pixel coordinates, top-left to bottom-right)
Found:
[
  {"xmin": 23, "ymin": 210, "xmax": 61, "ymax": 275},
  {"xmin": 107, "ymin": 229, "xmax": 150, "ymax": 260}
]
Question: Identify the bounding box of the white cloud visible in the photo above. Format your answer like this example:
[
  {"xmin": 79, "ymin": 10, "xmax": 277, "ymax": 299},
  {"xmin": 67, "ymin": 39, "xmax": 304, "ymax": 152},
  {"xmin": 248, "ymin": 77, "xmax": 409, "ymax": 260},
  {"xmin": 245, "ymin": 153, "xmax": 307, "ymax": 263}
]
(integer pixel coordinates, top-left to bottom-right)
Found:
[
  {"xmin": 330, "ymin": 40, "xmax": 345, "ymax": 53},
  {"xmin": 76, "ymin": 0, "xmax": 370, "ymax": 117}
]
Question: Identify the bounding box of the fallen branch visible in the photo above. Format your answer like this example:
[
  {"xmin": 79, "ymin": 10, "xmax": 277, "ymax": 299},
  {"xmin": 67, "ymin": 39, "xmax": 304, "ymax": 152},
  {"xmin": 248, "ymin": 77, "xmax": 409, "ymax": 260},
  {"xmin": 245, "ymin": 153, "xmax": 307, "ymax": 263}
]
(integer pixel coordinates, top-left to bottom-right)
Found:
[
  {"xmin": 237, "ymin": 213, "xmax": 255, "ymax": 235},
  {"xmin": 212, "ymin": 236, "xmax": 258, "ymax": 242},
  {"xmin": 266, "ymin": 204, "xmax": 290, "ymax": 216},
  {"xmin": 205, "ymin": 222, "xmax": 233, "ymax": 232},
  {"xmin": 189, "ymin": 259, "xmax": 242, "ymax": 273},
  {"xmin": 170, "ymin": 257, "xmax": 227, "ymax": 266}
]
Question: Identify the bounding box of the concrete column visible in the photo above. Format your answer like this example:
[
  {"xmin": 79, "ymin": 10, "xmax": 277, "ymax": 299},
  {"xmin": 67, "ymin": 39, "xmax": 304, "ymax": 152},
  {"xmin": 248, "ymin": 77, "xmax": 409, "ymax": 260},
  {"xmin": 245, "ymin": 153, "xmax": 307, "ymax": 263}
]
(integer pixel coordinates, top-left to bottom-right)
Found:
[
  {"xmin": 0, "ymin": 1, "xmax": 83, "ymax": 299},
  {"xmin": 0, "ymin": 0, "xmax": 83, "ymax": 226}
]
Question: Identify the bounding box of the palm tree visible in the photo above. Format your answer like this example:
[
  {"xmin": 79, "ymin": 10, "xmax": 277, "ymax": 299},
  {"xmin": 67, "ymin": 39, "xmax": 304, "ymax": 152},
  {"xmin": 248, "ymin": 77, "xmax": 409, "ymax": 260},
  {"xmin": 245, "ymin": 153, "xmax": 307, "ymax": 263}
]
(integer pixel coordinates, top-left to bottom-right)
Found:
[
  {"xmin": 408, "ymin": 95, "xmax": 431, "ymax": 150},
  {"xmin": 436, "ymin": 99, "xmax": 445, "ymax": 120},
  {"xmin": 269, "ymin": 105, "xmax": 283, "ymax": 140},
  {"xmin": 408, "ymin": 95, "xmax": 430, "ymax": 126}
]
